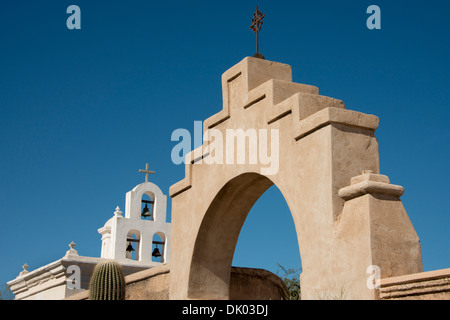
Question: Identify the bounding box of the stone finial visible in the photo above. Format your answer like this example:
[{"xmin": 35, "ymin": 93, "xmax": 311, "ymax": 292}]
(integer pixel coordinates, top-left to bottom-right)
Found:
[
  {"xmin": 338, "ymin": 171, "xmax": 404, "ymax": 201},
  {"xmin": 114, "ymin": 206, "xmax": 123, "ymax": 217},
  {"xmin": 18, "ymin": 263, "xmax": 29, "ymax": 277},
  {"xmin": 64, "ymin": 241, "xmax": 79, "ymax": 257}
]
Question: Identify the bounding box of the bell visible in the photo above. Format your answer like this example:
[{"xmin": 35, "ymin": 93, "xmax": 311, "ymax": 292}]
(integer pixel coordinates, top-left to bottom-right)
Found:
[
  {"xmin": 126, "ymin": 242, "xmax": 135, "ymax": 252},
  {"xmin": 152, "ymin": 247, "xmax": 161, "ymax": 257},
  {"xmin": 141, "ymin": 203, "xmax": 151, "ymax": 218}
]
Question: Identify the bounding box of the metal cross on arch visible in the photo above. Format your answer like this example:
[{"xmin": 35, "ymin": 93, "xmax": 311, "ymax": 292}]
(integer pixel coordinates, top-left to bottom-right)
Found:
[{"xmin": 250, "ymin": 5, "xmax": 265, "ymax": 59}]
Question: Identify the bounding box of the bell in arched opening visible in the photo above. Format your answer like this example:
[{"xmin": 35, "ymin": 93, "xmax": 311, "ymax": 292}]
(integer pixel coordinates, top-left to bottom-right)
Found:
[{"xmin": 141, "ymin": 199, "xmax": 154, "ymax": 220}]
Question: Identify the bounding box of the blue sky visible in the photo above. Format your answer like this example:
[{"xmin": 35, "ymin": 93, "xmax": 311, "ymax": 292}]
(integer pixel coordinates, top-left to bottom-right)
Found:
[{"xmin": 1, "ymin": 0, "xmax": 449, "ymax": 292}]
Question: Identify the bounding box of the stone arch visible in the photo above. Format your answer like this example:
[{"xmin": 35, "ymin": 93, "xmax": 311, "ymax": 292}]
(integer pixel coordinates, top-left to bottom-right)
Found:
[
  {"xmin": 169, "ymin": 57, "xmax": 422, "ymax": 300},
  {"xmin": 188, "ymin": 172, "xmax": 286, "ymax": 299}
]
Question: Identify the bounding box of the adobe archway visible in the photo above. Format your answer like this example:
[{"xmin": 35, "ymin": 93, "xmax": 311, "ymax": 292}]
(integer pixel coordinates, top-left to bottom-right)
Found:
[{"xmin": 169, "ymin": 57, "xmax": 422, "ymax": 300}]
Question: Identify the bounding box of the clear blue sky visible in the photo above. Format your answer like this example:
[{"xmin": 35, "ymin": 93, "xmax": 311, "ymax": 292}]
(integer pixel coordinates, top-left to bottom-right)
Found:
[{"xmin": 1, "ymin": 0, "xmax": 449, "ymax": 292}]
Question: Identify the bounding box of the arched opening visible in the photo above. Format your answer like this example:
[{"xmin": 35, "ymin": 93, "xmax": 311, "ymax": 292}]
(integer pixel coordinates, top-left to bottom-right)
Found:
[
  {"xmin": 232, "ymin": 184, "xmax": 302, "ymax": 299},
  {"xmin": 187, "ymin": 172, "xmax": 301, "ymax": 299},
  {"xmin": 141, "ymin": 192, "xmax": 155, "ymax": 221},
  {"xmin": 126, "ymin": 230, "xmax": 141, "ymax": 261}
]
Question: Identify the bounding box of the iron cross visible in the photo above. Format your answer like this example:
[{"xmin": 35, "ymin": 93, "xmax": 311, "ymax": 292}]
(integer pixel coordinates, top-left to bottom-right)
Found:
[
  {"xmin": 250, "ymin": 6, "xmax": 265, "ymax": 59},
  {"xmin": 139, "ymin": 163, "xmax": 155, "ymax": 183}
]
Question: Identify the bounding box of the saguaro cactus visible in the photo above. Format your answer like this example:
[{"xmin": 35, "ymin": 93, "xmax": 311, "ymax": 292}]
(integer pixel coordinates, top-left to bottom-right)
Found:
[{"xmin": 89, "ymin": 260, "xmax": 126, "ymax": 300}]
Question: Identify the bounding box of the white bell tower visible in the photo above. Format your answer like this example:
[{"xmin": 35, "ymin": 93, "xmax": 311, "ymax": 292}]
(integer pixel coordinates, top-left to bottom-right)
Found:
[{"xmin": 98, "ymin": 163, "xmax": 171, "ymax": 265}]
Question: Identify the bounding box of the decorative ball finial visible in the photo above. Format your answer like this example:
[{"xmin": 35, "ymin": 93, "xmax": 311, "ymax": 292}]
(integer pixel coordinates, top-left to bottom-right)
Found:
[
  {"xmin": 114, "ymin": 206, "xmax": 123, "ymax": 217},
  {"xmin": 64, "ymin": 241, "xmax": 79, "ymax": 257},
  {"xmin": 18, "ymin": 263, "xmax": 29, "ymax": 277}
]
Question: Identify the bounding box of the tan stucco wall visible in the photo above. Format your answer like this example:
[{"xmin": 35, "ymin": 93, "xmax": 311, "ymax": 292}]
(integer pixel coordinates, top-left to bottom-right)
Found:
[
  {"xmin": 229, "ymin": 267, "xmax": 288, "ymax": 300},
  {"xmin": 65, "ymin": 264, "xmax": 288, "ymax": 300},
  {"xmin": 379, "ymin": 268, "xmax": 450, "ymax": 300},
  {"xmin": 66, "ymin": 265, "xmax": 450, "ymax": 300},
  {"xmin": 125, "ymin": 264, "xmax": 170, "ymax": 300}
]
